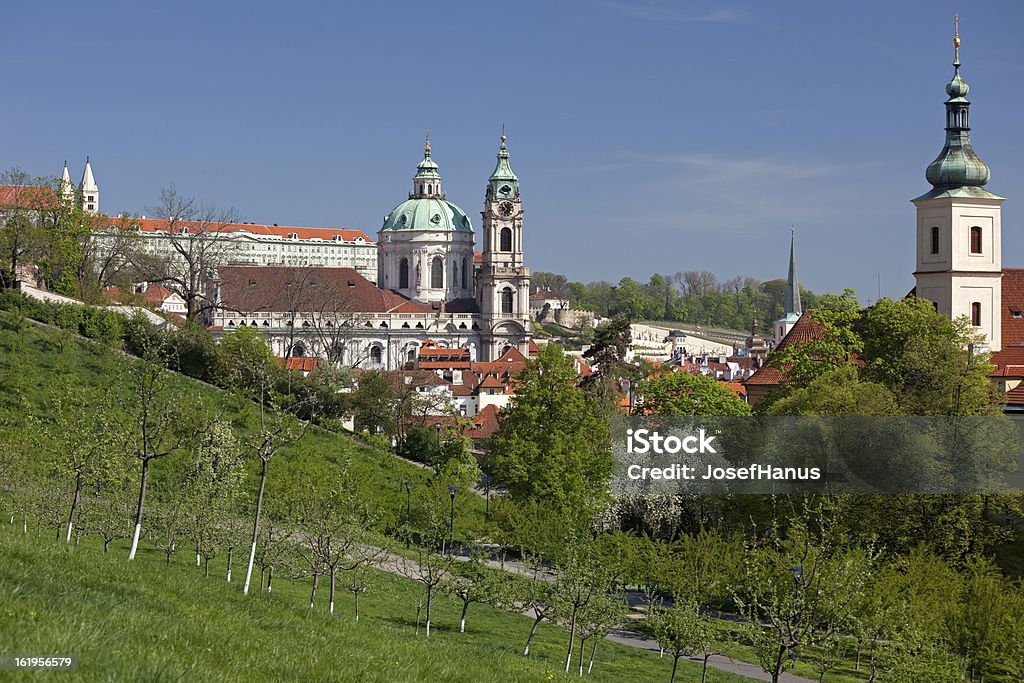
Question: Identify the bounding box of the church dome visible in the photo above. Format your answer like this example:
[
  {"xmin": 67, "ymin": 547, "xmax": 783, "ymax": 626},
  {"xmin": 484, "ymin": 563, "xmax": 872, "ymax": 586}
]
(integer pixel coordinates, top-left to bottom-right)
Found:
[{"xmin": 381, "ymin": 196, "xmax": 474, "ymax": 233}]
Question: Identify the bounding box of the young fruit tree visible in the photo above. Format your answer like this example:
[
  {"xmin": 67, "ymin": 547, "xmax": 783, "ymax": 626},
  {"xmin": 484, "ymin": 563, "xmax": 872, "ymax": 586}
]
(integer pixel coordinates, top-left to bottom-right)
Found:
[
  {"xmin": 218, "ymin": 326, "xmax": 312, "ymax": 596},
  {"xmin": 443, "ymin": 546, "xmax": 502, "ymax": 634},
  {"xmin": 182, "ymin": 420, "xmax": 243, "ymax": 577},
  {"xmin": 109, "ymin": 346, "xmax": 203, "ymax": 561}
]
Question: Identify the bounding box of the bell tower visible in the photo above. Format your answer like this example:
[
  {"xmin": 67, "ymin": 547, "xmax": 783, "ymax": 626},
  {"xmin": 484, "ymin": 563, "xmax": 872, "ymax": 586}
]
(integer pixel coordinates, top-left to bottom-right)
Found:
[
  {"xmin": 477, "ymin": 132, "xmax": 531, "ymax": 360},
  {"xmin": 913, "ymin": 16, "xmax": 1005, "ymax": 352}
]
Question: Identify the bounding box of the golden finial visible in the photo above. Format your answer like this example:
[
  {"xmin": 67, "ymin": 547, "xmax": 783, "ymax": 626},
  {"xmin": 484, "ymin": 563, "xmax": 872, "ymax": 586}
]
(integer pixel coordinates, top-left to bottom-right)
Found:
[
  {"xmin": 501, "ymin": 124, "xmax": 506, "ymax": 144},
  {"xmin": 425, "ymin": 128, "xmax": 431, "ymax": 154},
  {"xmin": 953, "ymin": 14, "xmax": 961, "ymax": 66}
]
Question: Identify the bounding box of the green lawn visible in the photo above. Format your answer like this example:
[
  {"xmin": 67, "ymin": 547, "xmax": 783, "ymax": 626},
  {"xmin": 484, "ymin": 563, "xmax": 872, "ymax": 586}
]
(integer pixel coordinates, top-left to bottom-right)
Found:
[{"xmin": 0, "ymin": 530, "xmax": 756, "ymax": 683}]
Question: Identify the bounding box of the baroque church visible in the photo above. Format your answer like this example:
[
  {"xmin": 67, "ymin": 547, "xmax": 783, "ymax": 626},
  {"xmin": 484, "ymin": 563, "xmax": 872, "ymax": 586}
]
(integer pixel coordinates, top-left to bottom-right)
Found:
[{"xmin": 209, "ymin": 134, "xmax": 533, "ymax": 370}]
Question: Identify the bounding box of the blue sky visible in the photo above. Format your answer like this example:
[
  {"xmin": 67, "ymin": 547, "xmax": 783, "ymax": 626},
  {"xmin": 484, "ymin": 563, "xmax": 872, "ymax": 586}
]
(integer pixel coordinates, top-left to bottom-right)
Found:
[{"xmin": 4, "ymin": 1, "xmax": 1023, "ymax": 300}]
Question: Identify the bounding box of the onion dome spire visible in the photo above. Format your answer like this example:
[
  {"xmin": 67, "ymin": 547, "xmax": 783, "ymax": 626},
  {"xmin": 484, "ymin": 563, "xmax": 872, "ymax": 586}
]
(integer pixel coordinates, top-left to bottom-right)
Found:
[
  {"xmin": 487, "ymin": 126, "xmax": 519, "ymax": 199},
  {"xmin": 918, "ymin": 16, "xmax": 997, "ymax": 199},
  {"xmin": 412, "ymin": 129, "xmax": 442, "ymax": 197}
]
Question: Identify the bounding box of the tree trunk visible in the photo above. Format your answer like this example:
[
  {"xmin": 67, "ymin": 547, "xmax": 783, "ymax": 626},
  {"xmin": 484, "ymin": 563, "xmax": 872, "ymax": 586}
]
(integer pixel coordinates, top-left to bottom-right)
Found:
[
  {"xmin": 260, "ymin": 565, "xmax": 265, "ymax": 590},
  {"xmin": 354, "ymin": 590, "xmax": 360, "ymax": 623},
  {"xmin": 267, "ymin": 565, "xmax": 274, "ymax": 593},
  {"xmin": 416, "ymin": 599, "xmax": 422, "ymax": 635},
  {"xmin": 103, "ymin": 538, "xmax": 111, "ymax": 553},
  {"xmin": 701, "ymin": 654, "xmax": 710, "ymax": 683},
  {"xmin": 329, "ymin": 568, "xmax": 336, "ymax": 615},
  {"xmin": 425, "ymin": 585, "xmax": 433, "ymax": 637},
  {"xmin": 564, "ymin": 606, "xmax": 578, "ymax": 673},
  {"xmin": 309, "ymin": 572, "xmax": 319, "ymax": 608},
  {"xmin": 588, "ymin": 639, "xmax": 598, "ymax": 674},
  {"xmin": 524, "ymin": 613, "xmax": 542, "ymax": 656},
  {"xmin": 22, "ymin": 510, "xmax": 27, "ymax": 534},
  {"xmin": 856, "ymin": 642, "xmax": 861, "ymax": 672},
  {"xmin": 204, "ymin": 557, "xmax": 210, "ymax": 578},
  {"xmin": 670, "ymin": 654, "xmax": 680, "ymax": 683},
  {"xmin": 460, "ymin": 599, "xmax": 469, "ymax": 633},
  {"xmin": 65, "ymin": 470, "xmax": 83, "ymax": 543},
  {"xmin": 127, "ymin": 457, "xmax": 150, "ymax": 561},
  {"xmin": 242, "ymin": 458, "xmax": 268, "ymax": 595},
  {"xmin": 771, "ymin": 644, "xmax": 786, "ymax": 683},
  {"xmin": 579, "ymin": 635, "xmax": 586, "ymax": 676},
  {"xmin": 226, "ymin": 547, "xmax": 233, "ymax": 582}
]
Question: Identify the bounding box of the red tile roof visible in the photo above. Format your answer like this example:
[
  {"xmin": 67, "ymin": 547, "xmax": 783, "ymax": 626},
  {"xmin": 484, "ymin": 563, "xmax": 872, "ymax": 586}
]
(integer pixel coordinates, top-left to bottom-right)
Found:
[
  {"xmin": 745, "ymin": 312, "xmax": 825, "ymax": 386},
  {"xmin": 478, "ymin": 374, "xmax": 506, "ymax": 390},
  {"xmin": 217, "ymin": 266, "xmax": 432, "ymax": 315},
  {"xmin": 140, "ymin": 284, "xmax": 175, "ymax": 305},
  {"xmin": 281, "ymin": 357, "xmax": 320, "ymax": 372},
  {"xmin": 1005, "ymin": 384, "xmax": 1024, "ymax": 406},
  {"xmin": 468, "ymin": 404, "xmax": 501, "ymax": 441},
  {"xmin": 109, "ymin": 217, "xmax": 373, "ymax": 244},
  {"xmin": 0, "ymin": 184, "xmax": 60, "ymax": 210}
]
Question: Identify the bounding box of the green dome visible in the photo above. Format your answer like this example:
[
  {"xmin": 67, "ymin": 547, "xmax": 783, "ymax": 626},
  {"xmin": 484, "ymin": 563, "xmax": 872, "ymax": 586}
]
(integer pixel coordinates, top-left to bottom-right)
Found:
[
  {"xmin": 381, "ymin": 197, "xmax": 474, "ymax": 233},
  {"xmin": 946, "ymin": 72, "xmax": 969, "ymax": 99}
]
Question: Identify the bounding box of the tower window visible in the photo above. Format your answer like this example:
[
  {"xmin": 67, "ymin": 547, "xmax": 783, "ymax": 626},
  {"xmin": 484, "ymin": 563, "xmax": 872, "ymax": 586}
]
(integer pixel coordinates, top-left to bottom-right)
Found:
[
  {"xmin": 499, "ymin": 227, "xmax": 512, "ymax": 252},
  {"xmin": 970, "ymin": 226, "xmax": 983, "ymax": 254},
  {"xmin": 461, "ymin": 258, "xmax": 468, "ymax": 290},
  {"xmin": 370, "ymin": 346, "xmax": 383, "ymax": 364},
  {"xmin": 431, "ymin": 256, "xmax": 443, "ymax": 289},
  {"xmin": 971, "ymin": 302, "xmax": 981, "ymax": 327},
  {"xmin": 501, "ymin": 288, "xmax": 514, "ymax": 314},
  {"xmin": 399, "ymin": 257, "xmax": 409, "ymax": 289},
  {"xmin": 930, "ymin": 226, "xmax": 939, "ymax": 254}
]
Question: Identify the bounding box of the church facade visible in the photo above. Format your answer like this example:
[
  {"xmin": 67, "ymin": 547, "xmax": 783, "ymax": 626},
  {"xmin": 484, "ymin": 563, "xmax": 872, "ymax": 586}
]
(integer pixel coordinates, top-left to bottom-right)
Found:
[{"xmin": 209, "ymin": 135, "xmax": 533, "ymax": 370}]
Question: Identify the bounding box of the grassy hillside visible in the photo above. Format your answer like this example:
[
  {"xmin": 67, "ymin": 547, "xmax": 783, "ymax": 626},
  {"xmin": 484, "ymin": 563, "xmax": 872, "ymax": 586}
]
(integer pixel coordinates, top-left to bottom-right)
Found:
[
  {"xmin": 0, "ymin": 525, "xmax": 756, "ymax": 682},
  {"xmin": 0, "ymin": 311, "xmax": 482, "ymax": 532}
]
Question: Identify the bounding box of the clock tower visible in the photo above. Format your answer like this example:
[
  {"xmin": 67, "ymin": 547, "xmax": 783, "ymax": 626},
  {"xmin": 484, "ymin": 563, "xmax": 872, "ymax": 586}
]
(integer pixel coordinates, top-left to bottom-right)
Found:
[{"xmin": 477, "ymin": 133, "xmax": 532, "ymax": 360}]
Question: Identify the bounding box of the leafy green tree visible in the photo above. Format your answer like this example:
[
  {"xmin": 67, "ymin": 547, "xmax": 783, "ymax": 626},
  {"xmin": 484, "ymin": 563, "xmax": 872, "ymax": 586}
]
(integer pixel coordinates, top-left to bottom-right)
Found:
[
  {"xmin": 736, "ymin": 504, "xmax": 874, "ymax": 683},
  {"xmin": 764, "ymin": 289, "xmax": 863, "ymax": 390},
  {"xmin": 490, "ymin": 344, "xmax": 612, "ymax": 512},
  {"xmin": 443, "ymin": 547, "xmax": 503, "ymax": 633},
  {"xmin": 651, "ymin": 595, "xmax": 731, "ymax": 683},
  {"xmin": 109, "ymin": 346, "xmax": 203, "ymax": 561},
  {"xmin": 636, "ymin": 371, "xmax": 752, "ymax": 416},
  {"xmin": 761, "ymin": 364, "xmax": 899, "ymax": 416},
  {"xmin": 350, "ymin": 369, "xmax": 396, "ymax": 437},
  {"xmin": 861, "ymin": 297, "xmax": 997, "ymax": 415},
  {"xmin": 182, "ymin": 420, "xmax": 244, "ymax": 577}
]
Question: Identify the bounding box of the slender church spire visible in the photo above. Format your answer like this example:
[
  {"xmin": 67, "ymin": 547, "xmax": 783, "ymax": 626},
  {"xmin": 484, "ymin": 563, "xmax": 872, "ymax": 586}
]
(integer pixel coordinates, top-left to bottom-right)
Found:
[
  {"xmin": 59, "ymin": 161, "xmax": 74, "ymax": 205},
  {"xmin": 786, "ymin": 226, "xmax": 801, "ymax": 316},
  {"xmin": 79, "ymin": 157, "xmax": 99, "ymax": 214},
  {"xmin": 412, "ymin": 129, "xmax": 442, "ymax": 198}
]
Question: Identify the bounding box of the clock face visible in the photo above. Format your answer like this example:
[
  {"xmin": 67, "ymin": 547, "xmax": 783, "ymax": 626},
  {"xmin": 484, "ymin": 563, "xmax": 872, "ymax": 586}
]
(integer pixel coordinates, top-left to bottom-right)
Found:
[{"xmin": 499, "ymin": 201, "xmax": 514, "ymax": 217}]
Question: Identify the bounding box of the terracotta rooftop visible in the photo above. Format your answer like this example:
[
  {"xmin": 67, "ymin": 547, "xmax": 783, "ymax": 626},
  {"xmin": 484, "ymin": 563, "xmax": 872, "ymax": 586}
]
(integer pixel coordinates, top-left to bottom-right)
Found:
[
  {"xmin": 745, "ymin": 312, "xmax": 825, "ymax": 386},
  {"xmin": 217, "ymin": 266, "xmax": 432, "ymax": 315},
  {"xmin": 0, "ymin": 184, "xmax": 60, "ymax": 210},
  {"xmin": 104, "ymin": 217, "xmax": 373, "ymax": 244}
]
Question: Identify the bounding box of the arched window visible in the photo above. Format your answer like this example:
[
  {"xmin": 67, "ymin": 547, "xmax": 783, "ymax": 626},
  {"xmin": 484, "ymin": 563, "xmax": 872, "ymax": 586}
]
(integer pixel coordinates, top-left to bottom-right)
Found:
[
  {"xmin": 501, "ymin": 288, "xmax": 514, "ymax": 314},
  {"xmin": 431, "ymin": 256, "xmax": 443, "ymax": 288},
  {"xmin": 399, "ymin": 258, "xmax": 409, "ymax": 289},
  {"xmin": 461, "ymin": 258, "xmax": 468, "ymax": 290},
  {"xmin": 370, "ymin": 346, "xmax": 383, "ymax": 364},
  {"xmin": 970, "ymin": 226, "xmax": 983, "ymax": 254},
  {"xmin": 427, "ymin": 184, "xmax": 432, "ymax": 195},
  {"xmin": 499, "ymin": 227, "xmax": 512, "ymax": 252},
  {"xmin": 452, "ymin": 259, "xmax": 459, "ymax": 288},
  {"xmin": 290, "ymin": 344, "xmax": 306, "ymax": 358},
  {"xmin": 930, "ymin": 226, "xmax": 939, "ymax": 255},
  {"xmin": 971, "ymin": 302, "xmax": 982, "ymax": 327}
]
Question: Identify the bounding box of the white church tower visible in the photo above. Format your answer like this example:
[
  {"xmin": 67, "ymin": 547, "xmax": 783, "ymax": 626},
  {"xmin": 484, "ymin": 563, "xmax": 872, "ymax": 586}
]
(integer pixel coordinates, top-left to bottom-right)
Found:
[
  {"xmin": 59, "ymin": 161, "xmax": 75, "ymax": 206},
  {"xmin": 79, "ymin": 157, "xmax": 99, "ymax": 215},
  {"xmin": 913, "ymin": 17, "xmax": 1004, "ymax": 352},
  {"xmin": 477, "ymin": 132, "xmax": 531, "ymax": 360}
]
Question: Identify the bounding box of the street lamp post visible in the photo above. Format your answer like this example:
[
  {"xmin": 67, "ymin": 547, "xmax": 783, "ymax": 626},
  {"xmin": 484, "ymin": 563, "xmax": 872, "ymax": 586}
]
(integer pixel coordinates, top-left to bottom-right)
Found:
[
  {"xmin": 447, "ymin": 485, "xmax": 458, "ymax": 556},
  {"xmin": 482, "ymin": 473, "xmax": 492, "ymax": 516},
  {"xmin": 404, "ymin": 481, "xmax": 413, "ymax": 548}
]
